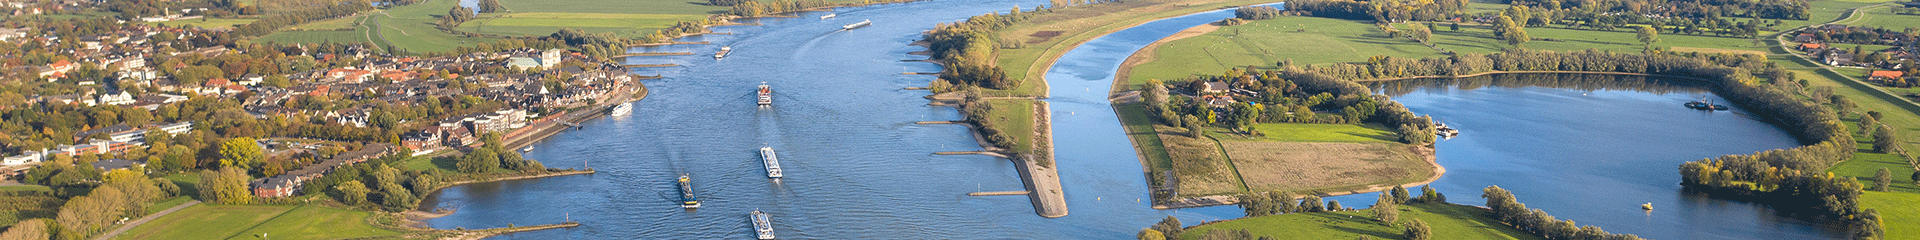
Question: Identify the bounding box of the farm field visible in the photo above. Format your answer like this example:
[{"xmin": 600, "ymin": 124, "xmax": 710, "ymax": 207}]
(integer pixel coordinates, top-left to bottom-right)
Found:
[
  {"xmin": 1219, "ymin": 141, "xmax": 1432, "ymax": 194},
  {"xmin": 456, "ymin": 13, "xmax": 707, "ymax": 38},
  {"xmin": 1179, "ymin": 203, "xmax": 1542, "ymax": 240}
]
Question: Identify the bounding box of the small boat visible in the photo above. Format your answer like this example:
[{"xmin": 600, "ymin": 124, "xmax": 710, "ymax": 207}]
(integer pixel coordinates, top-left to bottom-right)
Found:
[
  {"xmin": 760, "ymin": 146, "xmax": 783, "ymax": 179},
  {"xmin": 521, "ymin": 146, "xmax": 534, "ymax": 153},
  {"xmin": 678, "ymin": 174, "xmax": 701, "ymax": 209},
  {"xmin": 1434, "ymin": 121, "xmax": 1459, "ymax": 138},
  {"xmin": 843, "ymin": 19, "xmax": 871, "ymax": 30},
  {"xmin": 1642, "ymin": 203, "xmax": 1653, "ymax": 210},
  {"xmin": 820, "ymin": 13, "xmax": 836, "ymax": 19},
  {"xmin": 609, "ymin": 101, "xmax": 633, "ymax": 116},
  {"xmin": 714, "ymin": 46, "xmax": 731, "ymax": 59},
  {"xmin": 750, "ymin": 210, "xmax": 775, "ymax": 240},
  {"xmin": 757, "ymin": 83, "xmax": 773, "ymax": 106},
  {"xmin": 1685, "ymin": 98, "xmax": 1728, "ymax": 111}
]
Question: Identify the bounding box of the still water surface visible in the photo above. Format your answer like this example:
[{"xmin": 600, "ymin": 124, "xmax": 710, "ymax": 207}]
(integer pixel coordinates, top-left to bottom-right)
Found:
[{"xmin": 420, "ymin": 1, "xmax": 1846, "ymax": 239}]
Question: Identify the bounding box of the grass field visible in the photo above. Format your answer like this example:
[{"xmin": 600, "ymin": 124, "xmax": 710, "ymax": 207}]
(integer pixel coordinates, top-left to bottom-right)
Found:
[
  {"xmin": 1853, "ymin": 5, "xmax": 1920, "ymax": 29},
  {"xmin": 983, "ymin": 99, "xmax": 1037, "ymax": 153},
  {"xmin": 990, "ymin": 0, "xmax": 1281, "ymax": 97},
  {"xmin": 113, "ymin": 204, "xmax": 401, "ymax": 240},
  {"xmin": 457, "ymin": 12, "xmax": 706, "ymax": 38},
  {"xmin": 1232, "ymin": 123, "xmax": 1398, "ymax": 143},
  {"xmin": 145, "ymin": 17, "xmax": 260, "ymax": 30},
  {"xmin": 1862, "ymin": 191, "xmax": 1920, "ymax": 239},
  {"xmin": 1219, "ymin": 141, "xmax": 1431, "ymax": 194},
  {"xmin": 1160, "ymin": 125, "xmax": 1246, "ymax": 196},
  {"xmin": 1180, "ymin": 203, "xmax": 1542, "ymax": 240},
  {"xmin": 146, "ymin": 196, "xmax": 193, "ymax": 214}
]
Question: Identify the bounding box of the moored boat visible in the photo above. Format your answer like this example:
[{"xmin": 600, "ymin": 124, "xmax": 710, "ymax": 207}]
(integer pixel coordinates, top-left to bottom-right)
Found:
[
  {"xmin": 750, "ymin": 210, "xmax": 775, "ymax": 239},
  {"xmin": 760, "ymin": 146, "xmax": 783, "ymax": 179},
  {"xmin": 843, "ymin": 19, "xmax": 870, "ymax": 30},
  {"xmin": 820, "ymin": 13, "xmax": 836, "ymax": 19},
  {"xmin": 609, "ymin": 102, "xmax": 633, "ymax": 116}
]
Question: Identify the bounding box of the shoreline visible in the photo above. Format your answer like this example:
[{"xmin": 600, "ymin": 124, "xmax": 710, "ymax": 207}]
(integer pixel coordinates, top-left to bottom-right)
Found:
[
  {"xmin": 1111, "ymin": 23, "xmax": 1221, "ymax": 96},
  {"xmin": 1102, "ymin": 15, "xmax": 1446, "ymax": 210}
]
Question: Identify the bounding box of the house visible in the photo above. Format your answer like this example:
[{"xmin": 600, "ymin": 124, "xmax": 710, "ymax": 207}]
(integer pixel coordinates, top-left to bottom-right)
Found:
[
  {"xmin": 97, "ymin": 91, "xmax": 135, "ymax": 105},
  {"xmin": 1201, "ymin": 81, "xmax": 1230, "ymax": 93},
  {"xmin": 505, "ymin": 57, "xmax": 541, "ymax": 69},
  {"xmin": 40, "ymin": 60, "xmax": 73, "ymax": 77},
  {"xmin": 91, "ymin": 159, "xmax": 146, "ymax": 171},
  {"xmin": 251, "ymin": 176, "xmax": 298, "ymax": 198},
  {"xmin": 0, "ymin": 27, "xmax": 28, "ymax": 41},
  {"xmin": 1871, "ymin": 71, "xmax": 1905, "ymax": 81},
  {"xmin": 1797, "ymin": 43, "xmax": 1825, "ymax": 51},
  {"xmin": 326, "ymin": 68, "xmax": 374, "ymax": 83},
  {"xmin": 152, "ymin": 121, "xmax": 193, "ymax": 134},
  {"xmin": 74, "ymin": 124, "xmax": 142, "ymax": 142},
  {"xmin": 1794, "ymin": 33, "xmax": 1817, "ymax": 43},
  {"xmin": 238, "ymin": 74, "xmax": 263, "ymax": 86},
  {"xmin": 2, "ymin": 150, "xmax": 44, "ymax": 166},
  {"xmin": 541, "ymin": 48, "xmax": 565, "ymax": 68}
]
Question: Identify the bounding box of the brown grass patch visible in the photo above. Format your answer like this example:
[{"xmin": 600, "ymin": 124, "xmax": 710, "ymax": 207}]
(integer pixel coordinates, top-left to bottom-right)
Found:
[
  {"xmin": 1155, "ymin": 126, "xmax": 1245, "ymax": 196},
  {"xmin": 1222, "ymin": 142, "xmax": 1432, "ymax": 194},
  {"xmin": 1027, "ymin": 31, "xmax": 1064, "ymax": 44}
]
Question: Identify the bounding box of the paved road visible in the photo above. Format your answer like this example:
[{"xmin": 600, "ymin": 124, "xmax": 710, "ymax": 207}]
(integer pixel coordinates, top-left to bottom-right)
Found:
[{"xmin": 92, "ymin": 200, "xmax": 201, "ymax": 240}]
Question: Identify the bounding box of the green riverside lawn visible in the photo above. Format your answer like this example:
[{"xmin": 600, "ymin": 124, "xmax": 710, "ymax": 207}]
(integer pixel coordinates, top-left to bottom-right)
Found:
[
  {"xmin": 1179, "ymin": 203, "xmax": 1542, "ymax": 240},
  {"xmin": 113, "ymin": 203, "xmax": 402, "ymax": 240}
]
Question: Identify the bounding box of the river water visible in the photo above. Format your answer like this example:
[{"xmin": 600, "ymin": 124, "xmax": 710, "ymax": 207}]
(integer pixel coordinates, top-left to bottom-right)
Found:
[{"xmin": 419, "ymin": 1, "xmax": 1847, "ymax": 239}]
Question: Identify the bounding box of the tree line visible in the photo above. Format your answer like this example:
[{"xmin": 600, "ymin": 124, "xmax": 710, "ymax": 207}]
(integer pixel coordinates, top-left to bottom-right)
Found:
[
  {"xmin": 924, "ymin": 6, "xmax": 1052, "ymax": 90},
  {"xmin": 2, "ymin": 163, "xmax": 179, "ymax": 240},
  {"xmin": 1482, "ymin": 186, "xmax": 1647, "ymax": 240},
  {"xmin": 231, "ymin": 0, "xmax": 373, "ymax": 37},
  {"xmin": 1286, "ymin": 0, "xmax": 1469, "ymax": 22}
]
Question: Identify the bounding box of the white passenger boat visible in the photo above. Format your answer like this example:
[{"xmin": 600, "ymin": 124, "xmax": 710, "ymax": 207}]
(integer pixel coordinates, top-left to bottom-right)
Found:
[
  {"xmin": 750, "ymin": 210, "xmax": 775, "ymax": 239},
  {"xmin": 843, "ymin": 19, "xmax": 870, "ymax": 30},
  {"xmin": 609, "ymin": 102, "xmax": 633, "ymax": 116},
  {"xmin": 820, "ymin": 13, "xmax": 836, "ymax": 19},
  {"xmin": 760, "ymin": 146, "xmax": 783, "ymax": 179}
]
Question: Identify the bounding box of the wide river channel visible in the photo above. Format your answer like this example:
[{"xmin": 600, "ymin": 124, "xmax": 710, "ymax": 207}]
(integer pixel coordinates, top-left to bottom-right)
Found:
[{"xmin": 423, "ymin": 0, "xmax": 1849, "ymax": 239}]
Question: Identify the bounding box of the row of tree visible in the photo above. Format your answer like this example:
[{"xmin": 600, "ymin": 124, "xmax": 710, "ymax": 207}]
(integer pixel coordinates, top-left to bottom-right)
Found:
[
  {"xmin": 0, "ymin": 165, "xmax": 179, "ymax": 240},
  {"xmin": 1286, "ymin": 0, "xmax": 1470, "ymax": 22},
  {"xmin": 925, "ymin": 7, "xmax": 1054, "ymax": 90},
  {"xmin": 231, "ymin": 0, "xmax": 373, "ymax": 37},
  {"xmin": 1483, "ymin": 186, "xmax": 1646, "ymax": 240}
]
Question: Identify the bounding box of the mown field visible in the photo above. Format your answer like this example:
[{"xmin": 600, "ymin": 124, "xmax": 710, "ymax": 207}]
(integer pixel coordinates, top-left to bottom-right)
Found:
[
  {"xmin": 1180, "ymin": 203, "xmax": 1543, "ymax": 240},
  {"xmin": 112, "ymin": 204, "xmax": 401, "ymax": 240},
  {"xmin": 983, "ymin": 99, "xmax": 1037, "ymax": 153},
  {"xmin": 1218, "ymin": 141, "xmax": 1431, "ymax": 194}
]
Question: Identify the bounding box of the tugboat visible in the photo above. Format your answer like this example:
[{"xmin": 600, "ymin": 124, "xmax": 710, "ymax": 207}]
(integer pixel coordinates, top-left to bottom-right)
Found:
[
  {"xmin": 760, "ymin": 146, "xmax": 783, "ymax": 179},
  {"xmin": 820, "ymin": 13, "xmax": 836, "ymax": 19},
  {"xmin": 750, "ymin": 210, "xmax": 775, "ymax": 240},
  {"xmin": 1684, "ymin": 99, "xmax": 1729, "ymax": 111},
  {"xmin": 843, "ymin": 19, "xmax": 871, "ymax": 30},
  {"xmin": 1642, "ymin": 202, "xmax": 1654, "ymax": 211},
  {"xmin": 714, "ymin": 46, "xmax": 732, "ymax": 59},
  {"xmin": 757, "ymin": 83, "xmax": 773, "ymax": 106},
  {"xmin": 678, "ymin": 174, "xmax": 701, "ymax": 209},
  {"xmin": 609, "ymin": 101, "xmax": 633, "ymax": 116}
]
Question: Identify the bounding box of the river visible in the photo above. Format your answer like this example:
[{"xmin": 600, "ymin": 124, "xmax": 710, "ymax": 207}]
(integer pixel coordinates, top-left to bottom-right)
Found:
[{"xmin": 420, "ymin": 1, "xmax": 1847, "ymax": 239}]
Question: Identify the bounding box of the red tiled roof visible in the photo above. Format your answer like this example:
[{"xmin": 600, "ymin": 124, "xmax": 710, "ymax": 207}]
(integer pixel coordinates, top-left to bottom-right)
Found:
[{"xmin": 1871, "ymin": 71, "xmax": 1904, "ymax": 79}]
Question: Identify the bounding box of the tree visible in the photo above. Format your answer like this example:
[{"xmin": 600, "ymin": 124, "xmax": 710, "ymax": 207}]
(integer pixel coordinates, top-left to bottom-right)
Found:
[
  {"xmin": 1327, "ymin": 200, "xmax": 1343, "ymax": 211},
  {"xmin": 334, "ymin": 180, "xmax": 369, "ymax": 205},
  {"xmin": 263, "ymin": 75, "xmax": 291, "ymax": 88},
  {"xmin": 1912, "ymin": 171, "xmax": 1920, "ymax": 187},
  {"xmin": 1138, "ymin": 229, "xmax": 1167, "ymax": 240},
  {"xmin": 1151, "ymin": 216, "xmax": 1183, "ymax": 240},
  {"xmin": 219, "ymin": 137, "xmax": 263, "ymax": 169},
  {"xmin": 1873, "ymin": 168, "xmax": 1893, "ymax": 191},
  {"xmin": 1500, "ymin": 16, "xmax": 1530, "ymax": 47},
  {"xmin": 1185, "ymin": 115, "xmax": 1205, "ymax": 137},
  {"xmin": 1636, "ymin": 26, "xmax": 1661, "ymax": 49},
  {"xmin": 1300, "ymin": 195, "xmax": 1325, "ymax": 212},
  {"xmin": 0, "ymin": 218, "xmax": 49, "ymax": 240},
  {"xmin": 1861, "ymin": 115, "xmax": 1879, "ymax": 135},
  {"xmin": 1873, "ymin": 124, "xmax": 1898, "ymax": 153},
  {"xmin": 1390, "ymin": 185, "xmax": 1411, "ymax": 204},
  {"xmin": 1404, "ymin": 219, "xmax": 1432, "ymax": 240},
  {"xmin": 199, "ymin": 167, "xmax": 251, "ymax": 205},
  {"xmin": 458, "ymin": 148, "xmax": 501, "ymax": 173},
  {"xmin": 478, "ymin": 0, "xmax": 505, "ymax": 13},
  {"xmin": 1373, "ymin": 193, "xmax": 1399, "ymax": 225}
]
